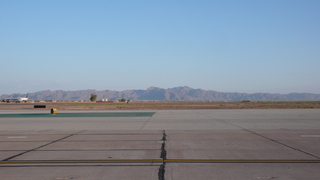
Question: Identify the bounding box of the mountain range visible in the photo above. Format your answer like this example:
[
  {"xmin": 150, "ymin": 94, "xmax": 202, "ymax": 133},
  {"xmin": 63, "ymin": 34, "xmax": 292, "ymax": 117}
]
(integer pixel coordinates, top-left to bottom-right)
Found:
[{"xmin": 1, "ymin": 86, "xmax": 320, "ymax": 101}]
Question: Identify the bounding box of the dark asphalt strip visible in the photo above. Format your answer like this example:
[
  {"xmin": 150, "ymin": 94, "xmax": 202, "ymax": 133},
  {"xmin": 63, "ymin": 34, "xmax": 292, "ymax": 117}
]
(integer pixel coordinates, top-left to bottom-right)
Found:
[{"xmin": 0, "ymin": 112, "xmax": 155, "ymax": 118}]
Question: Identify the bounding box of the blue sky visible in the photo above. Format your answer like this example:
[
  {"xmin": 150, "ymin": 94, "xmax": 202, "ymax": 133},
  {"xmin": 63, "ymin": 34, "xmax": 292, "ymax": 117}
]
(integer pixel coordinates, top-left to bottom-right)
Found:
[{"xmin": 1, "ymin": 0, "xmax": 319, "ymax": 95}]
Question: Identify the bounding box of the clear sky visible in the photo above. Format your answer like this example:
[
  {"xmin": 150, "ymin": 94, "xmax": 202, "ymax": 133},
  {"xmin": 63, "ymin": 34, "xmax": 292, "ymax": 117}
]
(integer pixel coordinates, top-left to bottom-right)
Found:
[{"xmin": 1, "ymin": 0, "xmax": 319, "ymax": 95}]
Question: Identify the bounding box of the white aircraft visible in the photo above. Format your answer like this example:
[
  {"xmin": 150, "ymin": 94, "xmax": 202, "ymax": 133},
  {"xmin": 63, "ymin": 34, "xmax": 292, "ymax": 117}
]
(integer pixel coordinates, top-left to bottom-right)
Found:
[{"xmin": 2, "ymin": 94, "xmax": 29, "ymax": 103}]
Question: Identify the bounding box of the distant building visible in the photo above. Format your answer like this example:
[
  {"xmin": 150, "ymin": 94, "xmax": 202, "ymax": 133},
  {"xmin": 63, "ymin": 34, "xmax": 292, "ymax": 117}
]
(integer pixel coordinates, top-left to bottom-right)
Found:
[{"xmin": 96, "ymin": 99, "xmax": 113, "ymax": 103}]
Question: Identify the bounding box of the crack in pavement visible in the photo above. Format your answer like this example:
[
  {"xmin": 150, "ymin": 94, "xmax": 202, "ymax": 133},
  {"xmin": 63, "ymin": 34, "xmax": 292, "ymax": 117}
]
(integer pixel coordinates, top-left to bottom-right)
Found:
[
  {"xmin": 195, "ymin": 111, "xmax": 320, "ymax": 160},
  {"xmin": 158, "ymin": 130, "xmax": 167, "ymax": 180},
  {"xmin": 140, "ymin": 111, "xmax": 157, "ymax": 130}
]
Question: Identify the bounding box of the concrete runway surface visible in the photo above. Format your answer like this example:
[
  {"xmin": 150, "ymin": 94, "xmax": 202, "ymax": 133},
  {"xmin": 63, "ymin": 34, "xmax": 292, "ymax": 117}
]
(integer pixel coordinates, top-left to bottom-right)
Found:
[{"xmin": 0, "ymin": 109, "xmax": 319, "ymax": 180}]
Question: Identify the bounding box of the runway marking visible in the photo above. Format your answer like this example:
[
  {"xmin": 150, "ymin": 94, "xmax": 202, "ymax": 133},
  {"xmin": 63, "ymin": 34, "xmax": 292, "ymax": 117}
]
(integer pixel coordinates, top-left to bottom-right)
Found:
[
  {"xmin": 301, "ymin": 135, "xmax": 320, "ymax": 137},
  {"xmin": 7, "ymin": 136, "xmax": 27, "ymax": 138},
  {"xmin": 1, "ymin": 159, "xmax": 320, "ymax": 164}
]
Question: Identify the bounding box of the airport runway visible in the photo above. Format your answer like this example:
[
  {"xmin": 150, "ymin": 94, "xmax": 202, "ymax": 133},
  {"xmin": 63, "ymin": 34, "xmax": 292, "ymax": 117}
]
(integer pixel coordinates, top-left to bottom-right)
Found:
[{"xmin": 0, "ymin": 109, "xmax": 320, "ymax": 179}]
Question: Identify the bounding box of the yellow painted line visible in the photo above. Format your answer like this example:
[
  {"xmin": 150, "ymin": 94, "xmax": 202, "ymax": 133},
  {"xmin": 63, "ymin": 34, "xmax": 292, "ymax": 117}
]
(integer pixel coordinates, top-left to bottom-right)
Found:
[
  {"xmin": 165, "ymin": 160, "xmax": 320, "ymax": 163},
  {"xmin": 1, "ymin": 159, "xmax": 320, "ymax": 164},
  {"xmin": 0, "ymin": 160, "xmax": 163, "ymax": 164}
]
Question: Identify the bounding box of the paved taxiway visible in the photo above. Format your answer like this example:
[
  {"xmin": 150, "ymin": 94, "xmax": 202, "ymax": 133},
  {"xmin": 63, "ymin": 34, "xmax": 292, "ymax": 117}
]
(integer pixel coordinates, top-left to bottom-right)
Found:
[{"xmin": 0, "ymin": 109, "xmax": 320, "ymax": 179}]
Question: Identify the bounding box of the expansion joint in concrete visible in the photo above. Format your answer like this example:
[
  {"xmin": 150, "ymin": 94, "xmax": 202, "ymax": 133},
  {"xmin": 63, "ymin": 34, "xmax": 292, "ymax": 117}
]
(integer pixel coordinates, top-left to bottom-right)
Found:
[
  {"xmin": 194, "ymin": 111, "xmax": 320, "ymax": 160},
  {"xmin": 2, "ymin": 134, "xmax": 75, "ymax": 161},
  {"xmin": 243, "ymin": 129, "xmax": 320, "ymax": 160}
]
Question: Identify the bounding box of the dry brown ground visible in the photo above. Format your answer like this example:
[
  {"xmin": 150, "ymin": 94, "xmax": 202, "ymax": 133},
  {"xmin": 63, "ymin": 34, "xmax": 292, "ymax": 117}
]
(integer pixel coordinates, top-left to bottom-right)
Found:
[{"xmin": 1, "ymin": 101, "xmax": 320, "ymax": 111}]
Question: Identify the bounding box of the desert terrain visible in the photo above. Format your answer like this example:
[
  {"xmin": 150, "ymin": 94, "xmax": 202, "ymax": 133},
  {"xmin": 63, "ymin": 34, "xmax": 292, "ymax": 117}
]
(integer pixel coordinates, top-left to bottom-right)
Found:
[{"xmin": 1, "ymin": 101, "xmax": 319, "ymax": 110}]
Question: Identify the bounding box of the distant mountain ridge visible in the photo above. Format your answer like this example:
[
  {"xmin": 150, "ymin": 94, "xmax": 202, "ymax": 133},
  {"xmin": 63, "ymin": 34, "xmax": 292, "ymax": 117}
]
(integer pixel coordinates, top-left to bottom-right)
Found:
[{"xmin": 1, "ymin": 86, "xmax": 320, "ymax": 101}]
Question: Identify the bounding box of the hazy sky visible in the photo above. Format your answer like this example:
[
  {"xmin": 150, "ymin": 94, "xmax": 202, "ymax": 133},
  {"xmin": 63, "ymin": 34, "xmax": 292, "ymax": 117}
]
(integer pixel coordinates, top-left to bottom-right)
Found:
[{"xmin": 1, "ymin": 0, "xmax": 319, "ymax": 95}]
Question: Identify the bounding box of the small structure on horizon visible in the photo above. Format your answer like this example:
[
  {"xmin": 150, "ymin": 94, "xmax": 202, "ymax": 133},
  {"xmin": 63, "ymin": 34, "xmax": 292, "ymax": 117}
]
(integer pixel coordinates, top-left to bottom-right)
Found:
[{"xmin": 96, "ymin": 98, "xmax": 113, "ymax": 103}]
